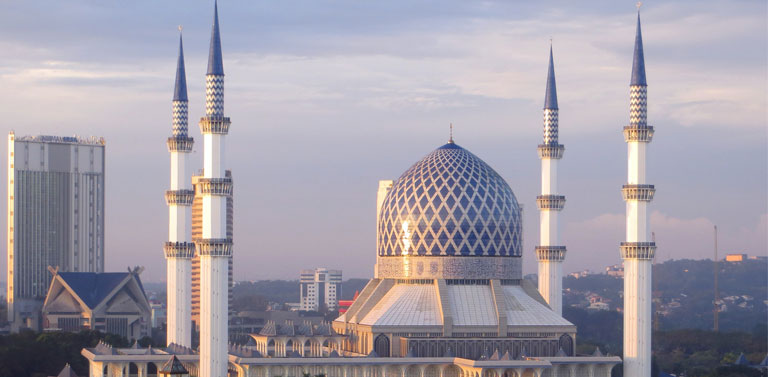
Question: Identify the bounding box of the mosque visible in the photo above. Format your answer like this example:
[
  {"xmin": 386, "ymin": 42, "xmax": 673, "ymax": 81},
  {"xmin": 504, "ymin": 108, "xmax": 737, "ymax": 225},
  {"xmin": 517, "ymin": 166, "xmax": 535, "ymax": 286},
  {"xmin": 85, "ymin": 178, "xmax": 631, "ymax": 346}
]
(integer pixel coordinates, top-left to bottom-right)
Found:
[{"xmin": 81, "ymin": 2, "xmax": 657, "ymax": 377}]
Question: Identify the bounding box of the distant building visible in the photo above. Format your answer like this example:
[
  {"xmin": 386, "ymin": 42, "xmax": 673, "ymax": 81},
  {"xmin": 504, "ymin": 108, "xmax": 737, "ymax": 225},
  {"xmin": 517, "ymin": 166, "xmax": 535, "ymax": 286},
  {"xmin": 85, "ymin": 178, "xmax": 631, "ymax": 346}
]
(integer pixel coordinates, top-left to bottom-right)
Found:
[
  {"xmin": 299, "ymin": 268, "xmax": 342, "ymax": 312},
  {"xmin": 190, "ymin": 172, "xmax": 234, "ymax": 330},
  {"xmin": 149, "ymin": 299, "xmax": 166, "ymax": 328},
  {"xmin": 725, "ymin": 253, "xmax": 747, "ymax": 262},
  {"xmin": 588, "ymin": 302, "xmax": 610, "ymax": 311},
  {"xmin": 41, "ymin": 267, "xmax": 151, "ymax": 341},
  {"xmin": 338, "ymin": 291, "xmax": 359, "ymax": 314},
  {"xmin": 605, "ymin": 264, "xmax": 624, "ymax": 277},
  {"xmin": 7, "ymin": 133, "xmax": 106, "ymax": 331}
]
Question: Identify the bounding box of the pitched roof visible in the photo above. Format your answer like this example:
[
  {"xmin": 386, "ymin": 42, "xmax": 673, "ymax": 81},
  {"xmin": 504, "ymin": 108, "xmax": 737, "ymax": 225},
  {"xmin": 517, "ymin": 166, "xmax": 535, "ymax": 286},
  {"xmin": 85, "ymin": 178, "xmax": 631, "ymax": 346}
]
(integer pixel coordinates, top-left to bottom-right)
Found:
[
  {"xmin": 57, "ymin": 272, "xmax": 131, "ymax": 309},
  {"xmin": 54, "ymin": 363, "xmax": 79, "ymax": 377},
  {"xmin": 159, "ymin": 355, "xmax": 189, "ymax": 375},
  {"xmin": 630, "ymin": 12, "xmax": 647, "ymax": 86}
]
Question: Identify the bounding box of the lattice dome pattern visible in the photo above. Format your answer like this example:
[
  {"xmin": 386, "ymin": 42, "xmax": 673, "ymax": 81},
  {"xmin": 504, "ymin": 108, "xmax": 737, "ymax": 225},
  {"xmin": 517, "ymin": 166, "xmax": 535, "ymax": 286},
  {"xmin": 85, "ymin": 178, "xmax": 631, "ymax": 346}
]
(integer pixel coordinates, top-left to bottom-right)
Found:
[{"xmin": 378, "ymin": 143, "xmax": 522, "ymax": 257}]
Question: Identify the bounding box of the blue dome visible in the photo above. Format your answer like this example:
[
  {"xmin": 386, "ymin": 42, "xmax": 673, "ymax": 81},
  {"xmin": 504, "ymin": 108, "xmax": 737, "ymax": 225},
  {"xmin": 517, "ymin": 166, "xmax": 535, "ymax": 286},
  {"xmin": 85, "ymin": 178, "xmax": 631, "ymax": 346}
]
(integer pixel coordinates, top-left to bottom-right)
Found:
[{"xmin": 378, "ymin": 143, "xmax": 522, "ymax": 257}]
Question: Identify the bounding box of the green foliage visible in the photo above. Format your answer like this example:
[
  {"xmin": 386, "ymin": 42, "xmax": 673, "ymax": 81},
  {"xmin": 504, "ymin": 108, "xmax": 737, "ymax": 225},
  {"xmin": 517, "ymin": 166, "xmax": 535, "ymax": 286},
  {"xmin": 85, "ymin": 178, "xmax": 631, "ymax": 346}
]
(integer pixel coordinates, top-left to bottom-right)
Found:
[{"xmin": 0, "ymin": 329, "xmax": 127, "ymax": 377}]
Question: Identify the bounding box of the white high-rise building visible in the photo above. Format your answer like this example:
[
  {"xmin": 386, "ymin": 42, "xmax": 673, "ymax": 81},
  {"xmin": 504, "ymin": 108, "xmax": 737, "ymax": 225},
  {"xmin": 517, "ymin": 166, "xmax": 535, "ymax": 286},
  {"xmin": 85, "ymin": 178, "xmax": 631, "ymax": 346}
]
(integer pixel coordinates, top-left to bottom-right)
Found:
[
  {"xmin": 535, "ymin": 46, "xmax": 566, "ymax": 316},
  {"xmin": 621, "ymin": 11, "xmax": 657, "ymax": 377},
  {"xmin": 7, "ymin": 133, "xmax": 105, "ymax": 331},
  {"xmin": 164, "ymin": 30, "xmax": 195, "ymax": 348},
  {"xmin": 198, "ymin": 2, "xmax": 233, "ymax": 376},
  {"xmin": 300, "ymin": 268, "xmax": 342, "ymax": 312}
]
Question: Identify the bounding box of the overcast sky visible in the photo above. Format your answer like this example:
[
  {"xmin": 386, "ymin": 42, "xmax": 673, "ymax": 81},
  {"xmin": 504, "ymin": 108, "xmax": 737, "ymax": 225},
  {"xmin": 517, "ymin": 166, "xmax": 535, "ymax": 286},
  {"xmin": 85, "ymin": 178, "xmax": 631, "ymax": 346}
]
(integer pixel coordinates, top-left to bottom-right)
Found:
[{"xmin": 0, "ymin": 0, "xmax": 765, "ymax": 282}]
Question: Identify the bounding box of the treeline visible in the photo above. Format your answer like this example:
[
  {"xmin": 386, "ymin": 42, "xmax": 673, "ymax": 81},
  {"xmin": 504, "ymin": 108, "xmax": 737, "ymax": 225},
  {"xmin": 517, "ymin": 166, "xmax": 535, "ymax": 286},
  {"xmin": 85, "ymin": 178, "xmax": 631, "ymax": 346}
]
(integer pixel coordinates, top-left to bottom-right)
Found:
[
  {"xmin": 0, "ymin": 330, "xmax": 151, "ymax": 377},
  {"xmin": 565, "ymin": 307, "xmax": 767, "ymax": 376}
]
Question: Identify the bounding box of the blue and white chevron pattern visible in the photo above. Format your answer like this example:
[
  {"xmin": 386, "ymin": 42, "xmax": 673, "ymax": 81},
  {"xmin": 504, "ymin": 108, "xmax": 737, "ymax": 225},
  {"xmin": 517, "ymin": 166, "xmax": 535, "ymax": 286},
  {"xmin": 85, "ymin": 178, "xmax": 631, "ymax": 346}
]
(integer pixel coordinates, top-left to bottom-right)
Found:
[
  {"xmin": 543, "ymin": 108, "xmax": 559, "ymax": 145},
  {"xmin": 629, "ymin": 85, "xmax": 647, "ymax": 127},
  {"xmin": 206, "ymin": 75, "xmax": 224, "ymax": 118},
  {"xmin": 172, "ymin": 101, "xmax": 188, "ymax": 137}
]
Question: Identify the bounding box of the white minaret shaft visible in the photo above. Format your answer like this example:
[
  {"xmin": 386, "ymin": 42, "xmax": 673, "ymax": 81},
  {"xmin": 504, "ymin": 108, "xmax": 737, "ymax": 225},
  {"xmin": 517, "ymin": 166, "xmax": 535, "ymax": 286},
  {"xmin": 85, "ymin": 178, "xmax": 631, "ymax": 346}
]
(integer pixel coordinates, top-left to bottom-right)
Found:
[
  {"xmin": 622, "ymin": 12, "xmax": 656, "ymax": 377},
  {"xmin": 198, "ymin": 2, "xmax": 232, "ymax": 377},
  {"xmin": 164, "ymin": 32, "xmax": 194, "ymax": 348},
  {"xmin": 536, "ymin": 46, "xmax": 567, "ymax": 318}
]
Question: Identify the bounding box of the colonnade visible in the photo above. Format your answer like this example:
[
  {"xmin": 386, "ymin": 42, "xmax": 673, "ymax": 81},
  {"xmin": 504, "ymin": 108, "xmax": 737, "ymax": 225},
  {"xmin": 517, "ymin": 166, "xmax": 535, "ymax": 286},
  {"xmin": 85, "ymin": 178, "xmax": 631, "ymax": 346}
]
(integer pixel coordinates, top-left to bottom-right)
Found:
[{"xmin": 250, "ymin": 337, "xmax": 345, "ymax": 357}]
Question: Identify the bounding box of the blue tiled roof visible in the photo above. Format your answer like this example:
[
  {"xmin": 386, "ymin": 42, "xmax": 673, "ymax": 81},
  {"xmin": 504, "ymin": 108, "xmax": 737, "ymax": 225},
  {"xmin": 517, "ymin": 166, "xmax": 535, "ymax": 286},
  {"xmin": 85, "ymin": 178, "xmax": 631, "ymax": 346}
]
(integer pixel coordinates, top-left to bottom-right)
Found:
[
  {"xmin": 544, "ymin": 45, "xmax": 558, "ymax": 109},
  {"xmin": 207, "ymin": 1, "xmax": 224, "ymax": 76},
  {"xmin": 173, "ymin": 34, "xmax": 188, "ymax": 101},
  {"xmin": 58, "ymin": 272, "xmax": 131, "ymax": 309},
  {"xmin": 631, "ymin": 12, "xmax": 647, "ymax": 86}
]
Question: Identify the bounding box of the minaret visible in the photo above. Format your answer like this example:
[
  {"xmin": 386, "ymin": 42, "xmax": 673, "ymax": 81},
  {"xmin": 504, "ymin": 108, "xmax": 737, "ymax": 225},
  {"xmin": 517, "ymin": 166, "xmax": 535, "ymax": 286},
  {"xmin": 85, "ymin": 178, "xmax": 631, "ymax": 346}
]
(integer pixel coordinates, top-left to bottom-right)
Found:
[
  {"xmin": 198, "ymin": 2, "xmax": 233, "ymax": 377},
  {"xmin": 535, "ymin": 45, "xmax": 566, "ymax": 316},
  {"xmin": 621, "ymin": 10, "xmax": 656, "ymax": 377},
  {"xmin": 164, "ymin": 30, "xmax": 194, "ymax": 348}
]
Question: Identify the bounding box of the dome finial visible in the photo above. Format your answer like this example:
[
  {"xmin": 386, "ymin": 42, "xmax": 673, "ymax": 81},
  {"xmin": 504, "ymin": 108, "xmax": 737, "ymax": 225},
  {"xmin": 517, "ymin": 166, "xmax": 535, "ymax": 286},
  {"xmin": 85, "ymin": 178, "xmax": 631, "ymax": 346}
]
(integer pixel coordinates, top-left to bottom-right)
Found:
[{"xmin": 449, "ymin": 123, "xmax": 454, "ymax": 143}]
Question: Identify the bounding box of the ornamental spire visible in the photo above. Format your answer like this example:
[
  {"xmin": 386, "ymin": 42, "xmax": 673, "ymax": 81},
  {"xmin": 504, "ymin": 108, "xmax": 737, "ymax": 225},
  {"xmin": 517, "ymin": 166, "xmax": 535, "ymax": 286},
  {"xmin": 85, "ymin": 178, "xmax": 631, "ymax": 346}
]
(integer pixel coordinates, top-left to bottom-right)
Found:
[
  {"xmin": 630, "ymin": 12, "xmax": 647, "ymax": 86},
  {"xmin": 544, "ymin": 44, "xmax": 558, "ymax": 110},
  {"xmin": 173, "ymin": 29, "xmax": 188, "ymax": 102},
  {"xmin": 207, "ymin": 0, "xmax": 224, "ymax": 76}
]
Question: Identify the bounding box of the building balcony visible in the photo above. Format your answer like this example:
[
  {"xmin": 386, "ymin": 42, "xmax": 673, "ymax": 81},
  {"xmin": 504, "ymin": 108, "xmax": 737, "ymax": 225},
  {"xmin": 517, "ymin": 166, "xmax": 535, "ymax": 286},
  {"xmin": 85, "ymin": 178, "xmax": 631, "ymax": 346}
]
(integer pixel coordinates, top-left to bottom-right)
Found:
[
  {"xmin": 197, "ymin": 178, "xmax": 233, "ymax": 196},
  {"xmin": 196, "ymin": 238, "xmax": 233, "ymax": 257},
  {"xmin": 165, "ymin": 190, "xmax": 194, "ymax": 206},
  {"xmin": 164, "ymin": 242, "xmax": 195, "ymax": 258},
  {"xmin": 199, "ymin": 117, "xmax": 231, "ymax": 134},
  {"xmin": 166, "ymin": 137, "xmax": 194, "ymax": 152},
  {"xmin": 622, "ymin": 184, "xmax": 655, "ymax": 201},
  {"xmin": 536, "ymin": 195, "xmax": 565, "ymax": 211},
  {"xmin": 623, "ymin": 126, "xmax": 654, "ymax": 142},
  {"xmin": 620, "ymin": 242, "xmax": 656, "ymax": 260},
  {"xmin": 537, "ymin": 144, "xmax": 564, "ymax": 159},
  {"xmin": 535, "ymin": 246, "xmax": 566, "ymax": 261}
]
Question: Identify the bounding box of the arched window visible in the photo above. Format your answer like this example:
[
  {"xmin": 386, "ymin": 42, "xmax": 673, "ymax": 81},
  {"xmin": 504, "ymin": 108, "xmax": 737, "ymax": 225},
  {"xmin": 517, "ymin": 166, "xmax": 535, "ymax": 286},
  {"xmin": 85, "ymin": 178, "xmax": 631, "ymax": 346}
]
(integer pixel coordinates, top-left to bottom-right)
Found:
[
  {"xmin": 558, "ymin": 334, "xmax": 574, "ymax": 356},
  {"xmin": 373, "ymin": 334, "xmax": 390, "ymax": 357}
]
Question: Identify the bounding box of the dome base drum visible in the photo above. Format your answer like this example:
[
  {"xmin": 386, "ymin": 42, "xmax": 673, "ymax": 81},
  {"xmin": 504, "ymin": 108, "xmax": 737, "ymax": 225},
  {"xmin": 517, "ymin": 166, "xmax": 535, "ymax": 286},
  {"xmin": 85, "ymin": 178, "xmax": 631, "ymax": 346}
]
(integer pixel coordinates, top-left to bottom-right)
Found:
[{"xmin": 375, "ymin": 255, "xmax": 522, "ymax": 280}]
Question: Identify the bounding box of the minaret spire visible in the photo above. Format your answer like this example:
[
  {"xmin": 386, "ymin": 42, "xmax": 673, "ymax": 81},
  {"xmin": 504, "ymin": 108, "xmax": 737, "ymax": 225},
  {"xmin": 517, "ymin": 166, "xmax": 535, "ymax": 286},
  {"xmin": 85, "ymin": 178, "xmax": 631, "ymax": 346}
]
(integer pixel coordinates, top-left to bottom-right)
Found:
[
  {"xmin": 544, "ymin": 44, "xmax": 558, "ymax": 110},
  {"xmin": 207, "ymin": 0, "xmax": 224, "ymax": 76},
  {"xmin": 164, "ymin": 27, "xmax": 194, "ymax": 348},
  {"xmin": 621, "ymin": 7, "xmax": 656, "ymax": 377},
  {"xmin": 536, "ymin": 43, "xmax": 567, "ymax": 318},
  {"xmin": 630, "ymin": 12, "xmax": 647, "ymax": 86},
  {"xmin": 173, "ymin": 30, "xmax": 188, "ymax": 103},
  {"xmin": 198, "ymin": 1, "xmax": 233, "ymax": 377}
]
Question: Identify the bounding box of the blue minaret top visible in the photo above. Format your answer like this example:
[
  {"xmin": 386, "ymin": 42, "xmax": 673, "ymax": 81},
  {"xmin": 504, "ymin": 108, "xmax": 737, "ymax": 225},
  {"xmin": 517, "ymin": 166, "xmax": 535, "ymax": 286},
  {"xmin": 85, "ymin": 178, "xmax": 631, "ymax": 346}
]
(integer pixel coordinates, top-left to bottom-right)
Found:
[
  {"xmin": 630, "ymin": 12, "xmax": 647, "ymax": 86},
  {"xmin": 207, "ymin": 1, "xmax": 224, "ymax": 76},
  {"xmin": 544, "ymin": 45, "xmax": 558, "ymax": 109},
  {"xmin": 173, "ymin": 33, "xmax": 188, "ymax": 102}
]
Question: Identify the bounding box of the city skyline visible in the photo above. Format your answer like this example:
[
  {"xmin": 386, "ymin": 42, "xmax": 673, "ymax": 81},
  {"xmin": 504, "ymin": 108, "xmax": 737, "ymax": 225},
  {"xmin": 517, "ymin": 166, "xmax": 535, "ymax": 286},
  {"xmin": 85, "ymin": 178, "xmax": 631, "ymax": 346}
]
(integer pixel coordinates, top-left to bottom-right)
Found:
[{"xmin": 0, "ymin": 0, "xmax": 765, "ymax": 282}]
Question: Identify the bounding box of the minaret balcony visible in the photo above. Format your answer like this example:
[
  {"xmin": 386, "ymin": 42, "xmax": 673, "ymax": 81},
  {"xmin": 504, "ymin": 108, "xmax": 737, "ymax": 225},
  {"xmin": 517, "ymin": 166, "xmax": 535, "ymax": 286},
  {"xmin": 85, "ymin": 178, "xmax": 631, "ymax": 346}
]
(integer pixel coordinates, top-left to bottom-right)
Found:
[
  {"xmin": 165, "ymin": 189, "xmax": 194, "ymax": 206},
  {"xmin": 199, "ymin": 117, "xmax": 231, "ymax": 134},
  {"xmin": 167, "ymin": 137, "xmax": 194, "ymax": 152},
  {"xmin": 535, "ymin": 246, "xmax": 566, "ymax": 261},
  {"xmin": 164, "ymin": 242, "xmax": 195, "ymax": 258},
  {"xmin": 536, "ymin": 195, "xmax": 565, "ymax": 210},
  {"xmin": 197, "ymin": 177, "xmax": 233, "ymax": 196},
  {"xmin": 620, "ymin": 242, "xmax": 656, "ymax": 260},
  {"xmin": 537, "ymin": 144, "xmax": 564, "ymax": 159},
  {"xmin": 622, "ymin": 184, "xmax": 655, "ymax": 201},
  {"xmin": 623, "ymin": 126, "xmax": 654, "ymax": 142},
  {"xmin": 196, "ymin": 238, "xmax": 233, "ymax": 257}
]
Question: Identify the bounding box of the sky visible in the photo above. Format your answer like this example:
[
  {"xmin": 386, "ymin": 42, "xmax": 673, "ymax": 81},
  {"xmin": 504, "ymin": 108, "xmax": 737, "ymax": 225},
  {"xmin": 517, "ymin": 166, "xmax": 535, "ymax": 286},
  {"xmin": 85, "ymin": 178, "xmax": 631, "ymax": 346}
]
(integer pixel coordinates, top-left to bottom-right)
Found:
[{"xmin": 0, "ymin": 0, "xmax": 765, "ymax": 282}]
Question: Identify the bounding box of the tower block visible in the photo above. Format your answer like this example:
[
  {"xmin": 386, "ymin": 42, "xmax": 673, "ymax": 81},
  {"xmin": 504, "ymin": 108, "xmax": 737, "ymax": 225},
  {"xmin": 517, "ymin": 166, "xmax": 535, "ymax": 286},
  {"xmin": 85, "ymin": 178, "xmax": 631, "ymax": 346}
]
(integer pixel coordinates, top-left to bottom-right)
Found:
[
  {"xmin": 621, "ymin": 12, "xmax": 657, "ymax": 377},
  {"xmin": 164, "ymin": 31, "xmax": 194, "ymax": 348},
  {"xmin": 536, "ymin": 46, "xmax": 566, "ymax": 316},
  {"xmin": 198, "ymin": 2, "xmax": 233, "ymax": 377}
]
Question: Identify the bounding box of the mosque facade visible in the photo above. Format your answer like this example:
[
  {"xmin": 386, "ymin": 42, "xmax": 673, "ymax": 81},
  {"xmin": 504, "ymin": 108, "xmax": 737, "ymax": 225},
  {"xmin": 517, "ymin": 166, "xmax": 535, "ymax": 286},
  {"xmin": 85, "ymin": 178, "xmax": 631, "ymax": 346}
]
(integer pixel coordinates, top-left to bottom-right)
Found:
[{"xmin": 80, "ymin": 3, "xmax": 660, "ymax": 377}]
